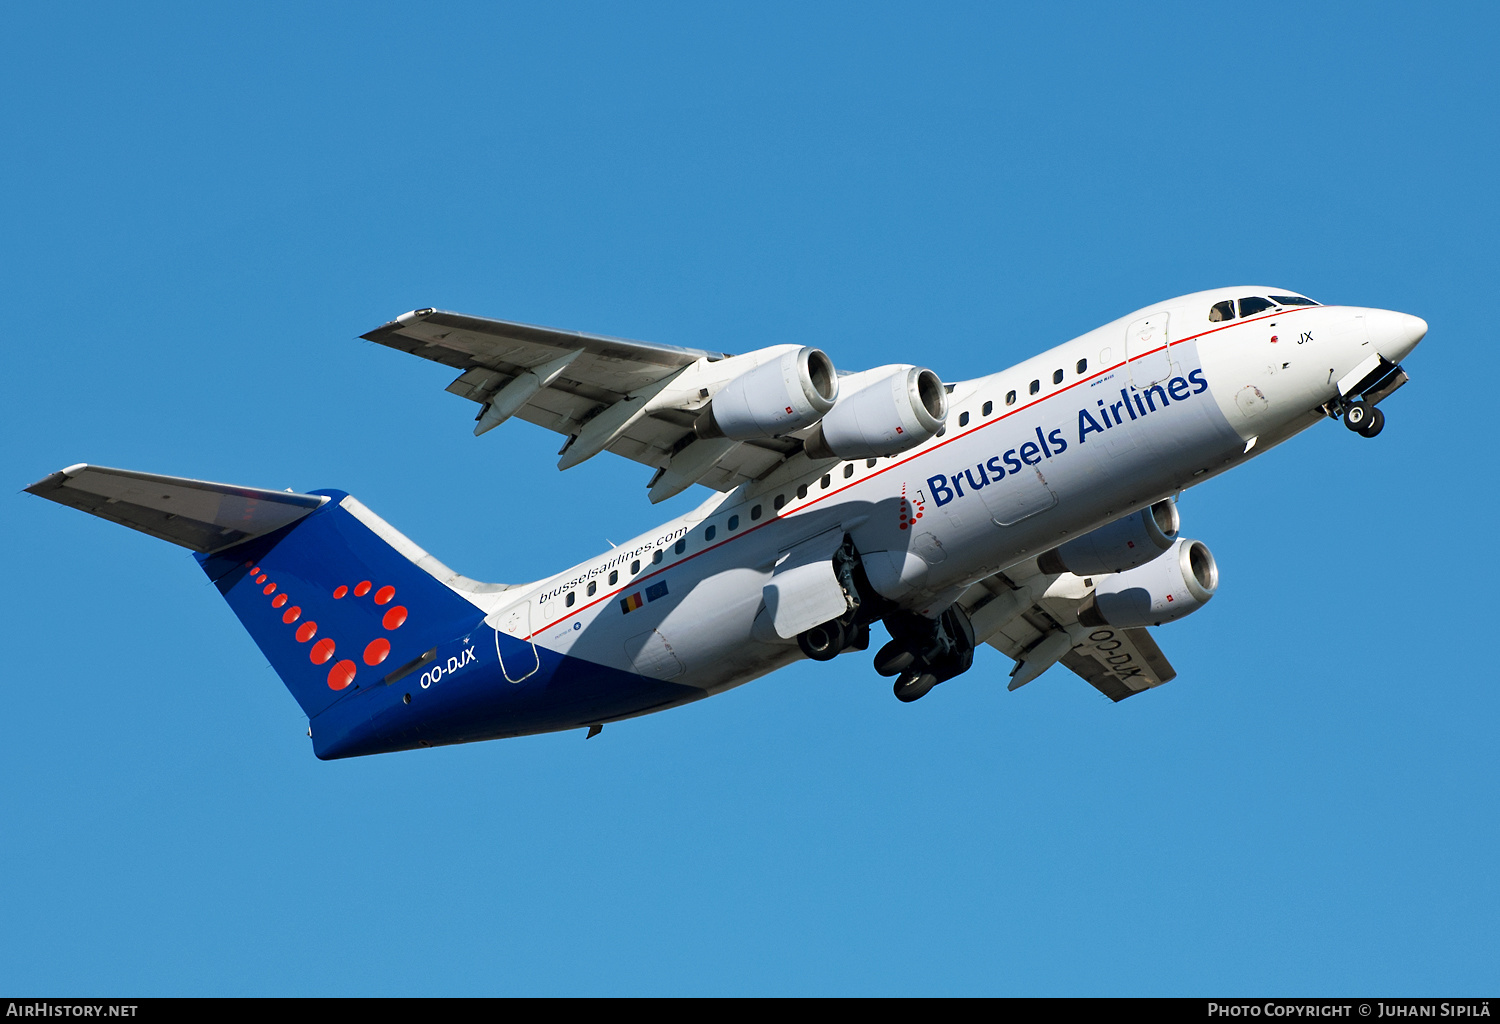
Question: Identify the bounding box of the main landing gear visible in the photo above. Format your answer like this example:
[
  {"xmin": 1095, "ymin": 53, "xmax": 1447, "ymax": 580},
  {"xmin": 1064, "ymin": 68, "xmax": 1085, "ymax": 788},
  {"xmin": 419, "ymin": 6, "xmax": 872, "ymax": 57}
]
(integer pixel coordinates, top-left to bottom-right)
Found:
[
  {"xmin": 874, "ymin": 606, "xmax": 976, "ymax": 703},
  {"xmin": 790, "ymin": 536, "xmax": 978, "ymax": 703},
  {"xmin": 794, "ymin": 535, "xmax": 884, "ymax": 663},
  {"xmin": 1343, "ymin": 400, "xmax": 1384, "ymax": 439}
]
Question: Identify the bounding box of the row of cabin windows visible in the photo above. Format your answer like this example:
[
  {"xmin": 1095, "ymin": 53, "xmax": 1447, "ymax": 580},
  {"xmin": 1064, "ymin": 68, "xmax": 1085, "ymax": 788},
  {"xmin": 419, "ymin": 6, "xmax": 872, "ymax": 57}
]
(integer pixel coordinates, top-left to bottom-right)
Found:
[
  {"xmin": 563, "ymin": 544, "xmax": 669, "ymax": 606},
  {"xmin": 955, "ymin": 358, "xmax": 1091, "ymax": 427},
  {"xmin": 560, "ymin": 456, "xmax": 889, "ymax": 608}
]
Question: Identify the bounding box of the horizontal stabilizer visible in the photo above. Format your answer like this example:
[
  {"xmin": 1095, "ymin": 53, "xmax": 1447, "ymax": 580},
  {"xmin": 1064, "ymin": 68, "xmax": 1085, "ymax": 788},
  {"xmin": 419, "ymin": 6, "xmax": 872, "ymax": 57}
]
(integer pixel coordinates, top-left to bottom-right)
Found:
[{"xmin": 25, "ymin": 464, "xmax": 326, "ymax": 553}]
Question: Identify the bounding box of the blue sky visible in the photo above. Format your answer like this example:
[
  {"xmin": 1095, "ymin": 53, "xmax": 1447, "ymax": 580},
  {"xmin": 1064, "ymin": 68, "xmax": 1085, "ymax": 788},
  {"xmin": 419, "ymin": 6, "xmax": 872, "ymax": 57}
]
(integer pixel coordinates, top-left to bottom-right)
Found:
[{"xmin": 3, "ymin": 2, "xmax": 1496, "ymax": 995}]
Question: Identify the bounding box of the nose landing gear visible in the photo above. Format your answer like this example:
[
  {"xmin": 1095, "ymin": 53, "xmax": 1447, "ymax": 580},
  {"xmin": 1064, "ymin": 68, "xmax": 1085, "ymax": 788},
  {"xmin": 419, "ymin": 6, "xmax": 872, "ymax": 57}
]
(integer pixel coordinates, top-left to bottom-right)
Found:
[
  {"xmin": 1331, "ymin": 359, "xmax": 1407, "ymax": 439},
  {"xmin": 1343, "ymin": 400, "xmax": 1385, "ymax": 438}
]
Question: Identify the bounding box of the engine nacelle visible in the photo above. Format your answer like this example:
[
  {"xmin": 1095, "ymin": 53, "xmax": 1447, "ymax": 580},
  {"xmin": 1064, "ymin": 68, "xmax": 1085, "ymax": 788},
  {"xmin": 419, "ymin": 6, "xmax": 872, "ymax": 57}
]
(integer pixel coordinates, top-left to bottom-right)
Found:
[
  {"xmin": 1078, "ymin": 538, "xmax": 1218, "ymax": 628},
  {"xmin": 1037, "ymin": 499, "xmax": 1179, "ymax": 576},
  {"xmin": 802, "ymin": 365, "xmax": 947, "ymax": 460},
  {"xmin": 696, "ymin": 346, "xmax": 839, "ymax": 441}
]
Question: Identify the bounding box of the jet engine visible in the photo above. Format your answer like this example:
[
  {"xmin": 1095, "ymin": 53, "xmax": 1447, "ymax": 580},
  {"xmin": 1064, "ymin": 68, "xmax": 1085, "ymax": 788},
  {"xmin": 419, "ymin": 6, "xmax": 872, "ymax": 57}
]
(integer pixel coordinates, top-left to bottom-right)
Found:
[
  {"xmin": 802, "ymin": 365, "xmax": 948, "ymax": 460},
  {"xmin": 1077, "ymin": 538, "xmax": 1219, "ymax": 628},
  {"xmin": 695, "ymin": 346, "xmax": 839, "ymax": 441},
  {"xmin": 1037, "ymin": 499, "xmax": 1180, "ymax": 576}
]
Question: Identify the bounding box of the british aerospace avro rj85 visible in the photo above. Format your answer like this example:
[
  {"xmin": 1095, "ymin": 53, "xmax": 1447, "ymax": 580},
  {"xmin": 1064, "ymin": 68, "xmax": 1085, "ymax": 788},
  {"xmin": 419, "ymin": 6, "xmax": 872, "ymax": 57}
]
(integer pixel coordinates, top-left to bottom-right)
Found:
[{"xmin": 28, "ymin": 288, "xmax": 1427, "ymax": 758}]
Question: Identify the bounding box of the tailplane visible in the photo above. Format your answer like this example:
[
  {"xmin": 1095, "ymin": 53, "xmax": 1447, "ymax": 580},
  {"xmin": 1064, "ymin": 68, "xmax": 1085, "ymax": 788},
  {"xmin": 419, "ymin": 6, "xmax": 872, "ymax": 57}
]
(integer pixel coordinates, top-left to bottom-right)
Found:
[{"xmin": 28, "ymin": 465, "xmax": 492, "ymax": 719}]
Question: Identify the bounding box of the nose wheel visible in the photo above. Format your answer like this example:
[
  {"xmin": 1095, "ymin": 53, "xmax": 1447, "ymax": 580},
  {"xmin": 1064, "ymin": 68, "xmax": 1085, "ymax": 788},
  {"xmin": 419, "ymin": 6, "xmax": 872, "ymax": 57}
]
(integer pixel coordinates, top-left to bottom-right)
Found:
[{"xmin": 1343, "ymin": 401, "xmax": 1385, "ymax": 438}]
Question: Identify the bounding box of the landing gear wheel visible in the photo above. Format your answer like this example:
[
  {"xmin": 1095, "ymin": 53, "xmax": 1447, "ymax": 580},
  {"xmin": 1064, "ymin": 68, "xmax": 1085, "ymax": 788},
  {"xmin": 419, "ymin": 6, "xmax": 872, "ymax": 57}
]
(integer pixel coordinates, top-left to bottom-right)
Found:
[
  {"xmin": 873, "ymin": 640, "xmax": 915, "ymax": 677},
  {"xmin": 1357, "ymin": 406, "xmax": 1385, "ymax": 438},
  {"xmin": 798, "ymin": 620, "xmax": 847, "ymax": 662},
  {"xmin": 893, "ymin": 671, "xmax": 938, "ymax": 703},
  {"xmin": 1344, "ymin": 401, "xmax": 1374, "ymax": 432}
]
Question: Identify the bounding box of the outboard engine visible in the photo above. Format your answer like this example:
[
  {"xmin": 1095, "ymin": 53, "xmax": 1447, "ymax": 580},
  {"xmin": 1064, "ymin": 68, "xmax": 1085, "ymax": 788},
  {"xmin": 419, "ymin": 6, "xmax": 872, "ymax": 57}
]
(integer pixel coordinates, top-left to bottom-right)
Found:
[{"xmin": 1078, "ymin": 538, "xmax": 1219, "ymax": 628}]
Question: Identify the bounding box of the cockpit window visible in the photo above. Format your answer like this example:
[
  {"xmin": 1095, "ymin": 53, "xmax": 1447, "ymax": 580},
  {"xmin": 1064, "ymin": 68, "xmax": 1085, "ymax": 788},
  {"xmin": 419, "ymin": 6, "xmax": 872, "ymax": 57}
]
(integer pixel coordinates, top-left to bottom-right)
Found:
[
  {"xmin": 1209, "ymin": 300, "xmax": 1235, "ymax": 323},
  {"xmin": 1269, "ymin": 294, "xmax": 1319, "ymax": 307},
  {"xmin": 1237, "ymin": 296, "xmax": 1275, "ymax": 318}
]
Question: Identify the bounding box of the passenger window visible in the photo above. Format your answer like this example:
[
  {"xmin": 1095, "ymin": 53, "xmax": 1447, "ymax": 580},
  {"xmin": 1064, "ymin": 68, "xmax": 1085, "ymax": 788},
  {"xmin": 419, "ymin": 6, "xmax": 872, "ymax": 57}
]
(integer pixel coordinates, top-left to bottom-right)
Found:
[
  {"xmin": 796, "ymin": 484, "xmax": 807, "ymax": 499},
  {"xmin": 982, "ymin": 400, "xmax": 992, "ymax": 416},
  {"xmin": 609, "ymin": 570, "xmax": 618, "ymax": 586},
  {"xmin": 566, "ymin": 591, "xmax": 576, "ymax": 607},
  {"xmin": 728, "ymin": 515, "xmax": 739, "ymax": 531},
  {"xmin": 1006, "ymin": 390, "xmax": 1017, "ymax": 405},
  {"xmin": 587, "ymin": 581, "xmax": 597, "ymax": 597},
  {"xmin": 1209, "ymin": 300, "xmax": 1235, "ymax": 322},
  {"xmin": 866, "ymin": 459, "xmax": 877, "ymax": 468},
  {"xmin": 1238, "ymin": 296, "xmax": 1275, "ymax": 317},
  {"xmin": 821, "ymin": 475, "xmax": 831, "ymax": 489},
  {"xmin": 1053, "ymin": 369, "xmax": 1064, "ymax": 385},
  {"xmin": 1076, "ymin": 358, "xmax": 1087, "ymax": 374},
  {"xmin": 843, "ymin": 464, "xmax": 853, "ymax": 478},
  {"xmin": 705, "ymin": 525, "xmax": 716, "ymax": 541},
  {"xmin": 631, "ymin": 559, "xmax": 640, "ymax": 574},
  {"xmin": 774, "ymin": 494, "xmax": 786, "ymax": 510},
  {"xmin": 1029, "ymin": 379, "xmax": 1040, "ymax": 395},
  {"xmin": 751, "ymin": 504, "xmax": 762, "ymax": 520},
  {"xmin": 675, "ymin": 538, "xmax": 686, "ymax": 554},
  {"xmin": 958, "ymin": 411, "xmax": 969, "ymax": 427},
  {"xmin": 652, "ymin": 549, "xmax": 663, "ymax": 564}
]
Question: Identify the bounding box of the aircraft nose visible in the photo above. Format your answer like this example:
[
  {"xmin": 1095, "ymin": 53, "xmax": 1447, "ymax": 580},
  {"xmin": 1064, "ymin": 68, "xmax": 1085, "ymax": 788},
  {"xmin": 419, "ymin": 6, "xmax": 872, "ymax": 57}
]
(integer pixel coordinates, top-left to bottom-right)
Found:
[{"xmin": 1366, "ymin": 309, "xmax": 1428, "ymax": 362}]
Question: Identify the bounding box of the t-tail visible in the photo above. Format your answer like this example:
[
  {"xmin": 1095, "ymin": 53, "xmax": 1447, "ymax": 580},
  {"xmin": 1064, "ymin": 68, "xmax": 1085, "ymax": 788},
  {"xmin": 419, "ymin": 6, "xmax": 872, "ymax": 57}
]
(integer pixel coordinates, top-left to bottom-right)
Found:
[{"xmin": 26, "ymin": 465, "xmax": 491, "ymax": 758}]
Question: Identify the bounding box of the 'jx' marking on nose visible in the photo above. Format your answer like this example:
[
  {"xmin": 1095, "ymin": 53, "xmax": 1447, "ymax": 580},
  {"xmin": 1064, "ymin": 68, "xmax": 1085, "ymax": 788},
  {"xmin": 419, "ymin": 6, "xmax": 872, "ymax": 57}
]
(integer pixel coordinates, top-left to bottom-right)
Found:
[{"xmin": 1300, "ymin": 331, "xmax": 1314, "ymax": 345}]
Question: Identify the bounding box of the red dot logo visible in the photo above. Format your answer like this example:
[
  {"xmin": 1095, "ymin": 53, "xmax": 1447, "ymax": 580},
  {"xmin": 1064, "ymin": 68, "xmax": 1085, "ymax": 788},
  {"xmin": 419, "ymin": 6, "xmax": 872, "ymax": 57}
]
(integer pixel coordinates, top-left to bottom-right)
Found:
[
  {"xmin": 283, "ymin": 606, "xmax": 301, "ymax": 624},
  {"xmin": 382, "ymin": 606, "xmax": 408, "ymax": 631},
  {"xmin": 310, "ymin": 637, "xmax": 336, "ymax": 665},
  {"xmin": 333, "ymin": 585, "xmax": 348, "ymax": 599},
  {"xmin": 296, "ymin": 621, "xmax": 317, "ymax": 642},
  {"xmin": 353, "ymin": 581, "xmax": 372, "ymax": 597},
  {"xmin": 272, "ymin": 594, "xmax": 288, "ymax": 609},
  {"xmin": 374, "ymin": 585, "xmax": 395, "ymax": 606},
  {"xmin": 327, "ymin": 660, "xmax": 356, "ymax": 690},
  {"xmin": 263, "ymin": 582, "xmax": 277, "ymax": 595},
  {"xmin": 363, "ymin": 638, "xmax": 391, "ymax": 666}
]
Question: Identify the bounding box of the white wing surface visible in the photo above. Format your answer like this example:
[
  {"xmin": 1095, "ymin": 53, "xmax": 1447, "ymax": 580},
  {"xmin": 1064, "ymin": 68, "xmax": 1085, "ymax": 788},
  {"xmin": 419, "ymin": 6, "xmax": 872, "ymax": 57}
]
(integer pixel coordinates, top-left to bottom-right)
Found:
[
  {"xmin": 958, "ymin": 557, "xmax": 1178, "ymax": 701},
  {"xmin": 362, "ymin": 309, "xmax": 808, "ymax": 497}
]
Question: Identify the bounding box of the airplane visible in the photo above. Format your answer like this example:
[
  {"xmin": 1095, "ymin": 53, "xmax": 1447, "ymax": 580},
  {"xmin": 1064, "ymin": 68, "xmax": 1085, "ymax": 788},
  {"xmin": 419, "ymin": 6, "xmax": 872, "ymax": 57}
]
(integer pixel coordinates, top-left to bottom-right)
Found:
[{"xmin": 27, "ymin": 287, "xmax": 1427, "ymax": 759}]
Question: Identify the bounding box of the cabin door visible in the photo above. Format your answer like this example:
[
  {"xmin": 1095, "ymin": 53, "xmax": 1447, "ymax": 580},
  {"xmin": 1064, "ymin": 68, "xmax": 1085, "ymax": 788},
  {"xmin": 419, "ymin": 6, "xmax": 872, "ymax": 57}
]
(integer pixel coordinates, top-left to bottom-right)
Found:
[
  {"xmin": 1125, "ymin": 312, "xmax": 1173, "ymax": 389},
  {"xmin": 488, "ymin": 598, "xmax": 539, "ymax": 683}
]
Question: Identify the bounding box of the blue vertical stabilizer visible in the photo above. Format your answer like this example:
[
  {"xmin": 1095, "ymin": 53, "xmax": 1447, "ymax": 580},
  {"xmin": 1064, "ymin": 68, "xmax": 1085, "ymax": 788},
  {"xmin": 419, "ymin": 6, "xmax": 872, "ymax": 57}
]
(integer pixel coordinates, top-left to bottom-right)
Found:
[{"xmin": 197, "ymin": 491, "xmax": 487, "ymax": 722}]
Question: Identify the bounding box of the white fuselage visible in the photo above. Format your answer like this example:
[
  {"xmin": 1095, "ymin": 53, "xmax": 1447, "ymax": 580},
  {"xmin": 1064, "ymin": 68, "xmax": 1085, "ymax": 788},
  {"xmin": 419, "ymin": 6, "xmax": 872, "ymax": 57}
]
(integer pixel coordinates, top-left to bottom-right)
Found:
[{"xmin": 479, "ymin": 288, "xmax": 1425, "ymax": 700}]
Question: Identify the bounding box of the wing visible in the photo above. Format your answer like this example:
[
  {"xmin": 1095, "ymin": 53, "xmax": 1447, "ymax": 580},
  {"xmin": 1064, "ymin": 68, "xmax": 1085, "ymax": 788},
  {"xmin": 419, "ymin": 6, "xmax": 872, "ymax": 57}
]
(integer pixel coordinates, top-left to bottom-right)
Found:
[
  {"xmin": 958, "ymin": 556, "xmax": 1178, "ymax": 701},
  {"xmin": 362, "ymin": 309, "xmax": 812, "ymax": 499}
]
